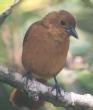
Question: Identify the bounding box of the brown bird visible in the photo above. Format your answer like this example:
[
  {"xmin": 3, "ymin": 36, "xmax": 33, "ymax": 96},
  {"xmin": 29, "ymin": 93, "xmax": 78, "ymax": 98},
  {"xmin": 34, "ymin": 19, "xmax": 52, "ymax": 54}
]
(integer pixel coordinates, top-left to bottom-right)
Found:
[{"xmin": 10, "ymin": 10, "xmax": 78, "ymax": 109}]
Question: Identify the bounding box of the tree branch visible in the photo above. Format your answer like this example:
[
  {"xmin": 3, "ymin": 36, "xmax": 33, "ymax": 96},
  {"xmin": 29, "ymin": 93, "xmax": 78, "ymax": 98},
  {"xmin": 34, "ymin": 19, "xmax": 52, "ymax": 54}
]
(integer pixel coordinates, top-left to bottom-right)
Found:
[
  {"xmin": 0, "ymin": 65, "xmax": 93, "ymax": 109},
  {"xmin": 0, "ymin": 0, "xmax": 21, "ymax": 25}
]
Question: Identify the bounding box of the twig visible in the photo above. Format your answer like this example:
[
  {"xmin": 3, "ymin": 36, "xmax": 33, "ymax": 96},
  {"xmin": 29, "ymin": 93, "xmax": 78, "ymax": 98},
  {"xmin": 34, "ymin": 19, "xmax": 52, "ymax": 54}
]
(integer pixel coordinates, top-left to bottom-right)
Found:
[
  {"xmin": 0, "ymin": 0, "xmax": 21, "ymax": 25},
  {"xmin": 0, "ymin": 65, "xmax": 93, "ymax": 109}
]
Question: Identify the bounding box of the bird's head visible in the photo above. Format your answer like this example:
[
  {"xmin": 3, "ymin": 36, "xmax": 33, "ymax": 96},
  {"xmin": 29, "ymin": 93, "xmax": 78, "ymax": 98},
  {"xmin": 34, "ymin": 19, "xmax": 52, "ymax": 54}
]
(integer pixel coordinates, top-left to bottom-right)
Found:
[{"xmin": 43, "ymin": 10, "xmax": 78, "ymax": 39}]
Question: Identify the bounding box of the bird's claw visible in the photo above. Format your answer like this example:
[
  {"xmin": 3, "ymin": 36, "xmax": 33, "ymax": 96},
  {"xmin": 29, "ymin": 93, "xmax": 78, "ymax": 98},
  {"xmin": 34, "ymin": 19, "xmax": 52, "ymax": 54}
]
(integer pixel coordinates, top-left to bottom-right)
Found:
[
  {"xmin": 51, "ymin": 83, "xmax": 62, "ymax": 98},
  {"xmin": 51, "ymin": 76, "xmax": 62, "ymax": 99},
  {"xmin": 23, "ymin": 72, "xmax": 33, "ymax": 90},
  {"xmin": 23, "ymin": 73, "xmax": 39, "ymax": 100}
]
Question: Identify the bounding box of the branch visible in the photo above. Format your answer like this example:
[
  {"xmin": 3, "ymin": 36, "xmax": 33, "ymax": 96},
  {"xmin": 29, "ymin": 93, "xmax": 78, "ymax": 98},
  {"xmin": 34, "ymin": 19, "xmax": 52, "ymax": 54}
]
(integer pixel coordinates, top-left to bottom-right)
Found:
[
  {"xmin": 0, "ymin": 65, "xmax": 93, "ymax": 109},
  {"xmin": 0, "ymin": 0, "xmax": 21, "ymax": 25}
]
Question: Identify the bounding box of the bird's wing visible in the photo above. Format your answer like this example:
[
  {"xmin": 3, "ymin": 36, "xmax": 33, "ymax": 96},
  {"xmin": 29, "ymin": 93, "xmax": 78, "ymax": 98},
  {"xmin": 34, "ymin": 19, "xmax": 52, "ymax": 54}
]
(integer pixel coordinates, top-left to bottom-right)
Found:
[{"xmin": 23, "ymin": 21, "xmax": 41, "ymax": 46}]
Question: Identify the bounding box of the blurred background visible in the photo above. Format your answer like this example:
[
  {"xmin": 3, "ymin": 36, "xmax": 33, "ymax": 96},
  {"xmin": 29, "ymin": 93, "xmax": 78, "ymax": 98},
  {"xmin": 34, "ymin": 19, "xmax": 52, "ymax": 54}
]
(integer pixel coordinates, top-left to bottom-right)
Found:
[{"xmin": 0, "ymin": 0, "xmax": 93, "ymax": 110}]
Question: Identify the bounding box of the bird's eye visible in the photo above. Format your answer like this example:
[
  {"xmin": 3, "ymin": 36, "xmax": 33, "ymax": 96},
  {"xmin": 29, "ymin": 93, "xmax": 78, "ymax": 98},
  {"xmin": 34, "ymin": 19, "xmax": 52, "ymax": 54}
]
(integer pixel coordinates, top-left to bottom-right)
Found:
[{"xmin": 60, "ymin": 20, "xmax": 66, "ymax": 25}]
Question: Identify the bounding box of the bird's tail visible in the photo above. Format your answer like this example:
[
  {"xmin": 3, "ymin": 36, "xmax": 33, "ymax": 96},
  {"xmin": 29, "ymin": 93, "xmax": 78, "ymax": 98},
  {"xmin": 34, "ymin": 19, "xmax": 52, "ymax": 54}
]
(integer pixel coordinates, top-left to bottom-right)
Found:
[{"xmin": 10, "ymin": 89, "xmax": 44, "ymax": 110}]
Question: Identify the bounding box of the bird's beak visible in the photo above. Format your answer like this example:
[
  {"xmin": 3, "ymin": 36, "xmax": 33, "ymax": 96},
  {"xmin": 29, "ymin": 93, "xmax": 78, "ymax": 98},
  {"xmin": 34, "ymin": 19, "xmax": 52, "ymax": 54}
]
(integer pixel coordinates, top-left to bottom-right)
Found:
[{"xmin": 65, "ymin": 26, "xmax": 78, "ymax": 39}]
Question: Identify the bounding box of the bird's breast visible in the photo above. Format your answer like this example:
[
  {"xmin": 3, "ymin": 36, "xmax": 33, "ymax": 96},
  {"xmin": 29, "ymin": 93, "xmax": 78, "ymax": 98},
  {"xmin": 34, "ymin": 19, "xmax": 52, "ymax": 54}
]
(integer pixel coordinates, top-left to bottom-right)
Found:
[{"xmin": 22, "ymin": 27, "xmax": 70, "ymax": 79}]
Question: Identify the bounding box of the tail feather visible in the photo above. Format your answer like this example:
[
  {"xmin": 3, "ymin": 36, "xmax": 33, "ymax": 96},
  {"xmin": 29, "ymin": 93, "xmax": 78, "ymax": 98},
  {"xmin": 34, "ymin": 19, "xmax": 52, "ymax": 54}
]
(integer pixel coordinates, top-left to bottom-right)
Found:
[{"xmin": 10, "ymin": 89, "xmax": 44, "ymax": 109}]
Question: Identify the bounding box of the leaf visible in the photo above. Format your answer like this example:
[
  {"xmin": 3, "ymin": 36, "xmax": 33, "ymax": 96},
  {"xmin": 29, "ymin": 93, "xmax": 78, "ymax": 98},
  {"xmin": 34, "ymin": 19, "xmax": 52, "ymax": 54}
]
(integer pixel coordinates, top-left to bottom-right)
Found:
[{"xmin": 0, "ymin": 0, "xmax": 12, "ymax": 12}]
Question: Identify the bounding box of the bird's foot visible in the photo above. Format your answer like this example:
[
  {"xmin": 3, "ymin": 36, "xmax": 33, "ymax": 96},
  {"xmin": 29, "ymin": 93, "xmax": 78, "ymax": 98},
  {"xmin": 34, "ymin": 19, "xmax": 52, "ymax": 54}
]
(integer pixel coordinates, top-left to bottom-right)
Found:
[
  {"xmin": 23, "ymin": 72, "xmax": 39, "ymax": 100},
  {"xmin": 23, "ymin": 72, "xmax": 33, "ymax": 89},
  {"xmin": 51, "ymin": 76, "xmax": 62, "ymax": 99},
  {"xmin": 51, "ymin": 83, "xmax": 61, "ymax": 97}
]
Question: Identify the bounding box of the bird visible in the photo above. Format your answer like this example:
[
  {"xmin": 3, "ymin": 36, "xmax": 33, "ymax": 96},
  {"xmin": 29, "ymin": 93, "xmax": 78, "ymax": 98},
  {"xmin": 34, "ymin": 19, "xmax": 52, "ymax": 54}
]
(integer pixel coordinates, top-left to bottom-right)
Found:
[{"xmin": 10, "ymin": 10, "xmax": 78, "ymax": 109}]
